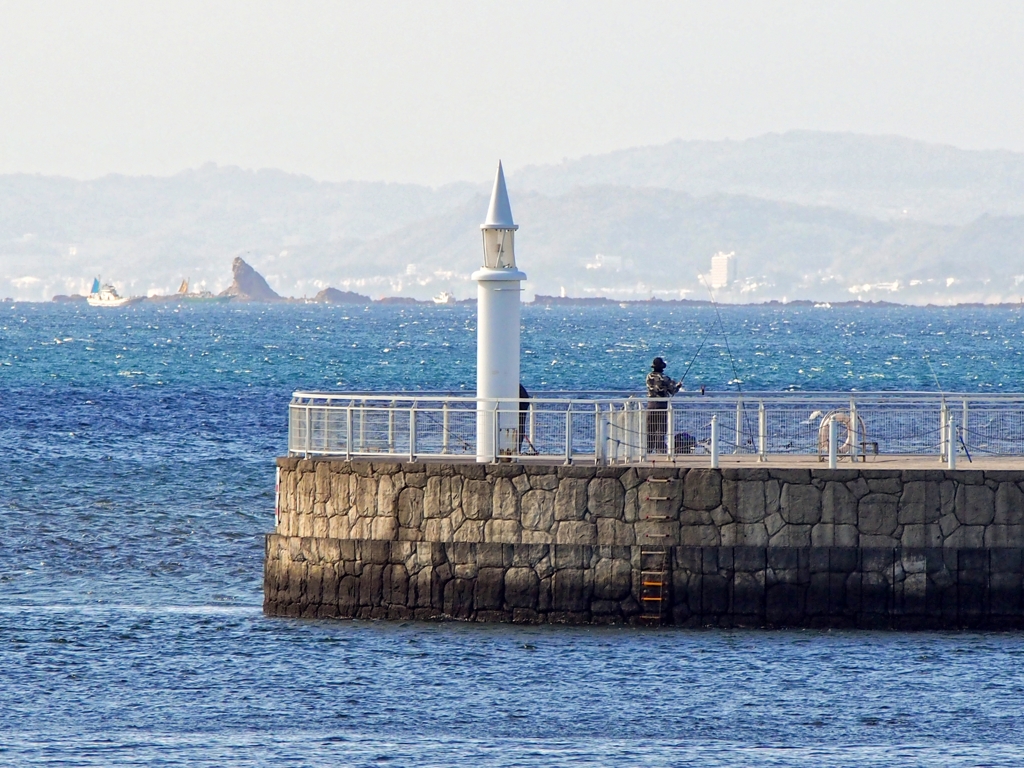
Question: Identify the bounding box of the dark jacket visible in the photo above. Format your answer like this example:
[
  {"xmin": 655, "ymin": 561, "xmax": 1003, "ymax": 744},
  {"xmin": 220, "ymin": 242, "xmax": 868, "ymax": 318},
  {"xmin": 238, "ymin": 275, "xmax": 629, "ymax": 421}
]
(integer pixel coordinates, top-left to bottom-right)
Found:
[{"xmin": 646, "ymin": 371, "xmax": 681, "ymax": 399}]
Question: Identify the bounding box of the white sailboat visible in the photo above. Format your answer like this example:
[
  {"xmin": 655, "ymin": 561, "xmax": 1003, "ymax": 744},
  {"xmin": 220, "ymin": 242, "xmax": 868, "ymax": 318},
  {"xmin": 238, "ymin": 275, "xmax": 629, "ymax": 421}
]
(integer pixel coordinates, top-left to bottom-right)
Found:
[
  {"xmin": 87, "ymin": 277, "xmax": 140, "ymax": 307},
  {"xmin": 432, "ymin": 291, "xmax": 456, "ymax": 305}
]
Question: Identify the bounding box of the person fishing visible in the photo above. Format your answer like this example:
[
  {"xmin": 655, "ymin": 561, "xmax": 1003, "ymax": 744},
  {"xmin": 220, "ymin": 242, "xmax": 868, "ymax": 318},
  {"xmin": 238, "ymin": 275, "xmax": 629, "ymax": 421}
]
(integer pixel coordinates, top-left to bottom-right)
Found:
[{"xmin": 646, "ymin": 356, "xmax": 682, "ymax": 454}]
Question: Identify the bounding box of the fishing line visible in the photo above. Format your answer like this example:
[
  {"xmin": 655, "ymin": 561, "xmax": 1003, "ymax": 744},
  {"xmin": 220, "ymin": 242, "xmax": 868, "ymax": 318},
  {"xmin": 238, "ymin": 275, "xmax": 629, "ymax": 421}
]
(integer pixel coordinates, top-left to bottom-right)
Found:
[
  {"xmin": 698, "ymin": 274, "xmax": 745, "ymax": 393},
  {"xmin": 924, "ymin": 355, "xmax": 946, "ymax": 400},
  {"xmin": 678, "ymin": 320, "xmax": 716, "ymax": 387},
  {"xmin": 924, "ymin": 353, "xmax": 970, "ymax": 460},
  {"xmin": 698, "ymin": 272, "xmax": 756, "ymax": 448}
]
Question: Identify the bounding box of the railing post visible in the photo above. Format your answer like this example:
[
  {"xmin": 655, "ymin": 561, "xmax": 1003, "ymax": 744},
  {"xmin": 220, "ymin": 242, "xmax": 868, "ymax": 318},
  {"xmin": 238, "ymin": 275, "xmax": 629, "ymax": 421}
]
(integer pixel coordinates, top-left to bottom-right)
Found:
[
  {"xmin": 734, "ymin": 397, "xmax": 743, "ymax": 454},
  {"xmin": 758, "ymin": 400, "xmax": 766, "ymax": 461},
  {"xmin": 620, "ymin": 402, "xmax": 627, "ymax": 462},
  {"xmin": 939, "ymin": 401, "xmax": 948, "ymax": 462},
  {"xmin": 828, "ymin": 416, "xmax": 838, "ymax": 469},
  {"xmin": 388, "ymin": 400, "xmax": 395, "ymax": 452},
  {"xmin": 304, "ymin": 405, "xmax": 311, "ymax": 458},
  {"xmin": 962, "ymin": 398, "xmax": 969, "ymax": 449},
  {"xmin": 634, "ymin": 402, "xmax": 641, "ymax": 462},
  {"xmin": 290, "ymin": 404, "xmax": 298, "ymax": 456},
  {"xmin": 529, "ymin": 401, "xmax": 536, "ymax": 448},
  {"xmin": 442, "ymin": 401, "xmax": 450, "ymax": 455},
  {"xmin": 493, "ymin": 402, "xmax": 499, "ymax": 460},
  {"xmin": 849, "ymin": 398, "xmax": 858, "ymax": 462},
  {"xmin": 594, "ymin": 402, "xmax": 604, "ymax": 465},
  {"xmin": 345, "ymin": 406, "xmax": 352, "ymax": 461},
  {"xmin": 947, "ymin": 416, "xmax": 957, "ymax": 470},
  {"xmin": 606, "ymin": 404, "xmax": 614, "ymax": 463},
  {"xmin": 667, "ymin": 399, "xmax": 675, "ymax": 458},
  {"xmin": 564, "ymin": 402, "xmax": 573, "ymax": 465},
  {"xmin": 638, "ymin": 400, "xmax": 647, "ymax": 461},
  {"xmin": 409, "ymin": 402, "xmax": 417, "ymax": 462},
  {"xmin": 358, "ymin": 398, "xmax": 366, "ymax": 452},
  {"xmin": 710, "ymin": 415, "xmax": 719, "ymax": 469}
]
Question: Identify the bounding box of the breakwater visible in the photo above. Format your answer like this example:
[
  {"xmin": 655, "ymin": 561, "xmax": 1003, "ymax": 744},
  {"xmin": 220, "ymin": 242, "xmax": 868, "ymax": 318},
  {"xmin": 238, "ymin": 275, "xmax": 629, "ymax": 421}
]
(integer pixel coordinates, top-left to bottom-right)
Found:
[{"xmin": 264, "ymin": 458, "xmax": 1024, "ymax": 628}]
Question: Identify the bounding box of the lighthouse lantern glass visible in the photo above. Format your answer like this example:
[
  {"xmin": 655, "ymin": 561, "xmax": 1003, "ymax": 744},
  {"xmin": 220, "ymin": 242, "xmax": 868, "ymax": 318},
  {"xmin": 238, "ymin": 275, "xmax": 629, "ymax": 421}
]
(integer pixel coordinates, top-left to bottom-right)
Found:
[{"xmin": 482, "ymin": 228, "xmax": 516, "ymax": 269}]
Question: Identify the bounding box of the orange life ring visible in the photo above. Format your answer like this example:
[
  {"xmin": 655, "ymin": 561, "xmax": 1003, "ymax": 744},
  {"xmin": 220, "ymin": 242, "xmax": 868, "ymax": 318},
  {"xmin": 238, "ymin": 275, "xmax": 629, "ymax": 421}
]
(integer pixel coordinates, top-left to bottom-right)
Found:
[{"xmin": 817, "ymin": 410, "xmax": 867, "ymax": 455}]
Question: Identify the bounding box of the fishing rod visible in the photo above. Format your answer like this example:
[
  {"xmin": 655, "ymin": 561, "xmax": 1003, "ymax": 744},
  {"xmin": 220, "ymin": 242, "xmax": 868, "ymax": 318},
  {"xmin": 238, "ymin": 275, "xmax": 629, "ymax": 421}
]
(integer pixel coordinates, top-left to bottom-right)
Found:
[
  {"xmin": 677, "ymin": 320, "xmax": 716, "ymax": 388},
  {"xmin": 697, "ymin": 272, "xmax": 757, "ymax": 449},
  {"xmin": 924, "ymin": 355, "xmax": 945, "ymax": 401},
  {"xmin": 697, "ymin": 274, "xmax": 745, "ymax": 392}
]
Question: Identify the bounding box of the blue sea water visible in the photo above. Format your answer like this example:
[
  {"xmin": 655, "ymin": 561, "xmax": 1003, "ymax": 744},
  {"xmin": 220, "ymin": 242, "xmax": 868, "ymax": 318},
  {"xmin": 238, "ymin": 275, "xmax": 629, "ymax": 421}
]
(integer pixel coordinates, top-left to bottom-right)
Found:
[{"xmin": 3, "ymin": 302, "xmax": 1024, "ymax": 767}]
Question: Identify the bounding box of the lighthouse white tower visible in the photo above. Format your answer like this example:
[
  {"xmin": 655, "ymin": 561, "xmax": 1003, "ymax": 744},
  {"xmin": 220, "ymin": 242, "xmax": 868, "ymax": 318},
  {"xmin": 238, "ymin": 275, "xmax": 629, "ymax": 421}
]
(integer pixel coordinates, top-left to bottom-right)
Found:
[{"xmin": 474, "ymin": 162, "xmax": 527, "ymax": 462}]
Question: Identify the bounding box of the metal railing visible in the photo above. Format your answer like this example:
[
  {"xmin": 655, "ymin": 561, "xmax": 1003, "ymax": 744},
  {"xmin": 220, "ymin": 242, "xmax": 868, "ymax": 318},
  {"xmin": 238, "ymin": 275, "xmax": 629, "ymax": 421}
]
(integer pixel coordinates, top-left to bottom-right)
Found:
[{"xmin": 287, "ymin": 390, "xmax": 1024, "ymax": 464}]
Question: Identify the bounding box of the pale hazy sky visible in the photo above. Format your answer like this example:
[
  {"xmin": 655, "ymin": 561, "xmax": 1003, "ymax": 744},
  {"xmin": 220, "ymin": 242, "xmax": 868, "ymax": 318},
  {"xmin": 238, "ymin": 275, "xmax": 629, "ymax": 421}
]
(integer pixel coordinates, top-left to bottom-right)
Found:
[{"xmin": 2, "ymin": 1, "xmax": 1023, "ymax": 185}]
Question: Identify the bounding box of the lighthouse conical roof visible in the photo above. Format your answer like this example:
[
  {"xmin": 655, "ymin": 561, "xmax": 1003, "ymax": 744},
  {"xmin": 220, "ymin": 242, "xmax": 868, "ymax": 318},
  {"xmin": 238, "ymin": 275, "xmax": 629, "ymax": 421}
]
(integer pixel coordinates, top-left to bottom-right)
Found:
[{"xmin": 482, "ymin": 161, "xmax": 518, "ymax": 230}]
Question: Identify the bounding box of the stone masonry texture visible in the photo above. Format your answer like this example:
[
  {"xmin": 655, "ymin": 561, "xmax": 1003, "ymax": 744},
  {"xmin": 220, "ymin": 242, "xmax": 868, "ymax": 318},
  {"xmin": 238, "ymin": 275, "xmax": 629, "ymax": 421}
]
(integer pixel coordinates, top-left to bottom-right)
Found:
[{"xmin": 264, "ymin": 459, "xmax": 1024, "ymax": 628}]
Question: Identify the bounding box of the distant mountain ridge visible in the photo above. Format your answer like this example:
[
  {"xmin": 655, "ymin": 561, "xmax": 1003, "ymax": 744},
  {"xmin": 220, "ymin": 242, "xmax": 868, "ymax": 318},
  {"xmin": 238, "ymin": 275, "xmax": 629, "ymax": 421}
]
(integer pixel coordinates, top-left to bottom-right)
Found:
[
  {"xmin": 328, "ymin": 187, "xmax": 1023, "ymax": 304},
  {"xmin": 513, "ymin": 131, "xmax": 1024, "ymax": 225},
  {"xmin": 2, "ymin": 132, "xmax": 1023, "ymax": 304},
  {"xmin": 0, "ymin": 164, "xmax": 478, "ymax": 301}
]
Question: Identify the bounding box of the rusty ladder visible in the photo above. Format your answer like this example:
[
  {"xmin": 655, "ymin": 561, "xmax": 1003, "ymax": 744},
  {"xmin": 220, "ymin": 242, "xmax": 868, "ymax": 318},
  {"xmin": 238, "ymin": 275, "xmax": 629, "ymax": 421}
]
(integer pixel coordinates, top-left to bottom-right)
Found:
[
  {"xmin": 639, "ymin": 547, "xmax": 669, "ymax": 625},
  {"xmin": 639, "ymin": 478, "xmax": 672, "ymax": 625}
]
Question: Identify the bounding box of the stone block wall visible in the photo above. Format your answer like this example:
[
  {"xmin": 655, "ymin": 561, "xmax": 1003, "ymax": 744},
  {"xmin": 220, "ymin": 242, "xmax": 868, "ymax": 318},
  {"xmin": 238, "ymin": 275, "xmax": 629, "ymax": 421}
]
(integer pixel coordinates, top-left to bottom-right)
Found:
[{"xmin": 264, "ymin": 458, "xmax": 1024, "ymax": 628}]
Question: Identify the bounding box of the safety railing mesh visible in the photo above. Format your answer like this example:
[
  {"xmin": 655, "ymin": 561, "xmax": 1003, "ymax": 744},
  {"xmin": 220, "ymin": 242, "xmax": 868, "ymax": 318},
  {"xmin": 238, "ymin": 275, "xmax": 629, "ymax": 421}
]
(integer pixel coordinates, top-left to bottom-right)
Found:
[{"xmin": 287, "ymin": 391, "xmax": 1024, "ymax": 463}]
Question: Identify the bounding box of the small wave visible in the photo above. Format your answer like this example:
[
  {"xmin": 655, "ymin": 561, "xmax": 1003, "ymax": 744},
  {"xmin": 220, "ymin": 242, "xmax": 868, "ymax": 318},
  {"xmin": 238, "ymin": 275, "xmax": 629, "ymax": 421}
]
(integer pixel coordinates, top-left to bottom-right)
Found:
[{"xmin": 0, "ymin": 603, "xmax": 261, "ymax": 616}]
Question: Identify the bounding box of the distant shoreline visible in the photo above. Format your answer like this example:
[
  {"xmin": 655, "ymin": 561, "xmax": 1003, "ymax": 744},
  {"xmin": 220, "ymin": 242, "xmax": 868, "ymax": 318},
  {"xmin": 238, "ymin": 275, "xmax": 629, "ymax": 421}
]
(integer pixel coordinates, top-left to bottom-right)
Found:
[
  {"xmin": 29, "ymin": 293, "xmax": 1024, "ymax": 309},
  {"xmin": 529, "ymin": 295, "xmax": 1024, "ymax": 309}
]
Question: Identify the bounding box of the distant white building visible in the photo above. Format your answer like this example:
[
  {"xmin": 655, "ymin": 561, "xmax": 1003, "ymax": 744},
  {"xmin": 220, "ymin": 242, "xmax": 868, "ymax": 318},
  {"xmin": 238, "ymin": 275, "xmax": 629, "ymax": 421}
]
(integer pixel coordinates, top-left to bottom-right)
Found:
[{"xmin": 709, "ymin": 251, "xmax": 736, "ymax": 289}]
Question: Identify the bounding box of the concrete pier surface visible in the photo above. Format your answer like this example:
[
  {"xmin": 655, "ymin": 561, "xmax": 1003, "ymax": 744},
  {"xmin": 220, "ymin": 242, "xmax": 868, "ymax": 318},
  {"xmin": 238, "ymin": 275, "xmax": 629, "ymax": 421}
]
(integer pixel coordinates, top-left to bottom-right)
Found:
[{"xmin": 263, "ymin": 456, "xmax": 1024, "ymax": 629}]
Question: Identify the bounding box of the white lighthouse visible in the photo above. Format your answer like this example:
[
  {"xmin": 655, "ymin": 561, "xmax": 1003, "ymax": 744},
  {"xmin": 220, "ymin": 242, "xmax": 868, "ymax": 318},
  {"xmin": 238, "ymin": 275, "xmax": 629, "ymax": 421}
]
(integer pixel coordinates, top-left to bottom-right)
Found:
[{"xmin": 474, "ymin": 161, "xmax": 527, "ymax": 462}]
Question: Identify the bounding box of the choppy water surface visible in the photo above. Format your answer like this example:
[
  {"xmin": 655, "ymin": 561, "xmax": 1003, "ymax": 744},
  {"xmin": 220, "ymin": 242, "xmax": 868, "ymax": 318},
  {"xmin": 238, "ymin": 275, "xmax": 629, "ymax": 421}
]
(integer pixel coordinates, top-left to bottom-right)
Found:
[{"xmin": 3, "ymin": 302, "xmax": 1024, "ymax": 766}]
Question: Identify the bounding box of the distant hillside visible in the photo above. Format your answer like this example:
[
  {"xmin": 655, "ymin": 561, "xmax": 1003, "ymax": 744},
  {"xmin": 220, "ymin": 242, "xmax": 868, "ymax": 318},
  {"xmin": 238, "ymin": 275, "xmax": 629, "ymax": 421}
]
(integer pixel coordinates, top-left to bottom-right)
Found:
[
  {"xmin": 513, "ymin": 131, "xmax": 1024, "ymax": 225},
  {"xmin": 313, "ymin": 188, "xmax": 1024, "ymax": 304},
  {"xmin": 0, "ymin": 165, "xmax": 477, "ymax": 300},
  {"xmin": 3, "ymin": 133, "xmax": 1024, "ymax": 304}
]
